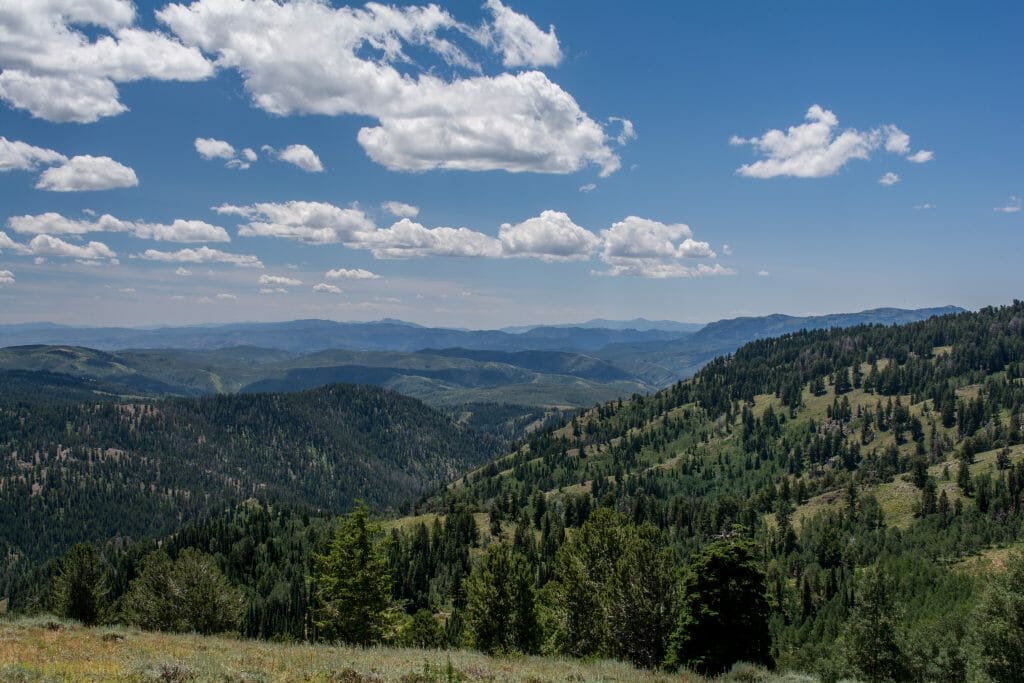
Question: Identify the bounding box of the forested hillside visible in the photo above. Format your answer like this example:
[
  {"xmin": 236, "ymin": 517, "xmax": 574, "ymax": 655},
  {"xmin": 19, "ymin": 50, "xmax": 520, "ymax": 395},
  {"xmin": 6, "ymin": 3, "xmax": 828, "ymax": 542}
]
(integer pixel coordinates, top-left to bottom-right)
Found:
[
  {"xmin": 378, "ymin": 301, "xmax": 1024, "ymax": 679},
  {"xmin": 0, "ymin": 384, "xmax": 496, "ymax": 606},
  {"xmin": 9, "ymin": 302, "xmax": 1024, "ymax": 681}
]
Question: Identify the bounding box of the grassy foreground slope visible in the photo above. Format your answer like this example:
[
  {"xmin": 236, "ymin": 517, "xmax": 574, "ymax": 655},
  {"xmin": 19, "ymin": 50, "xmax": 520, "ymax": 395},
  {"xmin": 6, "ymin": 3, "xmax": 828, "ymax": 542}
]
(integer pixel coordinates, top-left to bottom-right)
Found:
[{"xmin": 0, "ymin": 618, "xmax": 813, "ymax": 683}]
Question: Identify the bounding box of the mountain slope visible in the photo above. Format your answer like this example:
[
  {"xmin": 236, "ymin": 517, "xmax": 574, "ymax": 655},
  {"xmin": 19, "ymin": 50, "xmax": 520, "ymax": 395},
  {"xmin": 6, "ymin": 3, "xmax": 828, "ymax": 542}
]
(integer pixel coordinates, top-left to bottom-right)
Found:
[
  {"xmin": 597, "ymin": 305, "xmax": 964, "ymax": 385},
  {"xmin": 385, "ymin": 301, "xmax": 1022, "ymax": 678},
  {"xmin": 0, "ymin": 345, "xmax": 653, "ymax": 415},
  {"xmin": 0, "ymin": 383, "xmax": 497, "ymax": 599}
]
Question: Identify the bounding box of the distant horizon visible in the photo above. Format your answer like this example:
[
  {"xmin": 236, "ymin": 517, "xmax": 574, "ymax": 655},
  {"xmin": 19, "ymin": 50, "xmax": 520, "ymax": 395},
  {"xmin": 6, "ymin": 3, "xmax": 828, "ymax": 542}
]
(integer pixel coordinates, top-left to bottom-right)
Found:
[{"xmin": 0, "ymin": 302, "xmax": 972, "ymax": 334}]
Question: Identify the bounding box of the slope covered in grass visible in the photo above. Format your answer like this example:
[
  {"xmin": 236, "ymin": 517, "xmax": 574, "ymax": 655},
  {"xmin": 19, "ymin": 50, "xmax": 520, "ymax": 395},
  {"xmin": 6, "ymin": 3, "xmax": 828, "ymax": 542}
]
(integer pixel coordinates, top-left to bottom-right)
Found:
[{"xmin": 0, "ymin": 617, "xmax": 817, "ymax": 682}]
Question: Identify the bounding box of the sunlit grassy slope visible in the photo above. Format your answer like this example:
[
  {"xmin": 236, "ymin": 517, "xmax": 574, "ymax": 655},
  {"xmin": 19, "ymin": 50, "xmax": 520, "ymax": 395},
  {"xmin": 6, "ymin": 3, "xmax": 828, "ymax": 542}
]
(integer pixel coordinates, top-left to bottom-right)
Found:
[{"xmin": 0, "ymin": 618, "xmax": 820, "ymax": 682}]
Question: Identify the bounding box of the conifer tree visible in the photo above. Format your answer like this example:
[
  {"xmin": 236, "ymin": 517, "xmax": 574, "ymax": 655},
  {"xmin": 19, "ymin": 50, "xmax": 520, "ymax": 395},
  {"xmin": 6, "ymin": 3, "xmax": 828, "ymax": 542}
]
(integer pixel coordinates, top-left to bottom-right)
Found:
[
  {"xmin": 122, "ymin": 548, "xmax": 245, "ymax": 634},
  {"xmin": 971, "ymin": 553, "xmax": 1024, "ymax": 682},
  {"xmin": 840, "ymin": 570, "xmax": 906, "ymax": 682},
  {"xmin": 464, "ymin": 543, "xmax": 539, "ymax": 654},
  {"xmin": 666, "ymin": 532, "xmax": 770, "ymax": 674},
  {"xmin": 312, "ymin": 503, "xmax": 401, "ymax": 645},
  {"xmin": 51, "ymin": 543, "xmax": 107, "ymax": 626}
]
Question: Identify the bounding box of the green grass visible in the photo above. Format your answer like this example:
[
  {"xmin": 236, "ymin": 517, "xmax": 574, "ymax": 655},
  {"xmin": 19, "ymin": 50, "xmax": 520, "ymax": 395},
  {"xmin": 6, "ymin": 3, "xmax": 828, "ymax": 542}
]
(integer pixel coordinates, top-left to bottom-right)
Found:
[
  {"xmin": 786, "ymin": 444, "xmax": 1024, "ymax": 532},
  {"xmin": 954, "ymin": 542, "xmax": 1024, "ymax": 576},
  {"xmin": 0, "ymin": 617, "xmax": 816, "ymax": 682}
]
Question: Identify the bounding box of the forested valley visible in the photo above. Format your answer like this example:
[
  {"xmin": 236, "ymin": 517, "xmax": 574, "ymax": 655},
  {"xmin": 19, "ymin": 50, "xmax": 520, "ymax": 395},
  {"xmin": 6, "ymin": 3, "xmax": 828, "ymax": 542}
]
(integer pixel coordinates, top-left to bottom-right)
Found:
[{"xmin": 6, "ymin": 302, "xmax": 1024, "ymax": 681}]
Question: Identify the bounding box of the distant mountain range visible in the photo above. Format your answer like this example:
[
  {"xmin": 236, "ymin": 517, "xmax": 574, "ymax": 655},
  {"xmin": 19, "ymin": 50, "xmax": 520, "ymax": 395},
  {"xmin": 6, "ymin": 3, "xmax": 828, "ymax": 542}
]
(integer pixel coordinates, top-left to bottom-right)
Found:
[
  {"xmin": 501, "ymin": 318, "xmax": 705, "ymax": 333},
  {"xmin": 596, "ymin": 306, "xmax": 966, "ymax": 386},
  {"xmin": 0, "ymin": 319, "xmax": 685, "ymax": 353},
  {"xmin": 0, "ymin": 306, "xmax": 965, "ymax": 409}
]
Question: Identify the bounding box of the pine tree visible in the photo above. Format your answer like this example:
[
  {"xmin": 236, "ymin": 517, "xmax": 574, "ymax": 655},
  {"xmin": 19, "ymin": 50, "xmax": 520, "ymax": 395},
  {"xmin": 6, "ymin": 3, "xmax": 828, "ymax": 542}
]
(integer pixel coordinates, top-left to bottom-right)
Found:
[
  {"xmin": 170, "ymin": 549, "xmax": 246, "ymax": 635},
  {"xmin": 312, "ymin": 503, "xmax": 401, "ymax": 645},
  {"xmin": 604, "ymin": 524, "xmax": 678, "ymax": 669},
  {"xmin": 971, "ymin": 552, "xmax": 1024, "ymax": 682},
  {"xmin": 51, "ymin": 543, "xmax": 107, "ymax": 626},
  {"xmin": 957, "ymin": 459, "xmax": 974, "ymax": 496},
  {"xmin": 122, "ymin": 548, "xmax": 245, "ymax": 634},
  {"xmin": 464, "ymin": 543, "xmax": 539, "ymax": 654},
  {"xmin": 543, "ymin": 508, "xmax": 628, "ymax": 657},
  {"xmin": 665, "ymin": 532, "xmax": 770, "ymax": 674},
  {"xmin": 840, "ymin": 570, "xmax": 906, "ymax": 683},
  {"xmin": 121, "ymin": 550, "xmax": 177, "ymax": 631}
]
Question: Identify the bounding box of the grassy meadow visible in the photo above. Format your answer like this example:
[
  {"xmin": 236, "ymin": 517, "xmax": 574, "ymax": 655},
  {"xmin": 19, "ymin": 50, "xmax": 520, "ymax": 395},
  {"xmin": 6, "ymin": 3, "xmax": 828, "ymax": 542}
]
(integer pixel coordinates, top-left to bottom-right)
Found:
[{"xmin": 0, "ymin": 617, "xmax": 825, "ymax": 683}]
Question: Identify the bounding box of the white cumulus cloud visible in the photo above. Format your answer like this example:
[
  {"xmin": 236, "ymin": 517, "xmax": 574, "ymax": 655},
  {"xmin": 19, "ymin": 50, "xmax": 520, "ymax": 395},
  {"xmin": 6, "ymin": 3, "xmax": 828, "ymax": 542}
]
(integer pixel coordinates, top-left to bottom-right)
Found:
[
  {"xmin": 731, "ymin": 105, "xmax": 932, "ymax": 179},
  {"xmin": 138, "ymin": 246, "xmax": 263, "ymax": 268},
  {"xmin": 498, "ymin": 210, "xmax": 599, "ymax": 261},
  {"xmin": 381, "ymin": 201, "xmax": 420, "ymax": 218},
  {"xmin": 596, "ymin": 216, "xmax": 719, "ymax": 279},
  {"xmin": 194, "ymin": 137, "xmax": 235, "ymax": 160},
  {"xmin": 259, "ymin": 274, "xmax": 302, "ymax": 287},
  {"xmin": 482, "ymin": 0, "xmax": 562, "ymax": 68},
  {"xmin": 0, "ymin": 137, "xmax": 67, "ymax": 171},
  {"xmin": 27, "ymin": 234, "xmax": 117, "ymax": 262},
  {"xmin": 356, "ymin": 219, "xmax": 502, "ymax": 259},
  {"xmin": 277, "ymin": 144, "xmax": 323, "ymax": 172},
  {"xmin": 313, "ymin": 283, "xmax": 343, "ymax": 294},
  {"xmin": 7, "ymin": 212, "xmax": 229, "ymax": 242},
  {"xmin": 879, "ymin": 172, "xmax": 900, "ymax": 186},
  {"xmin": 157, "ymin": 0, "xmax": 623, "ymax": 176},
  {"xmin": 601, "ymin": 216, "xmax": 712, "ymax": 259},
  {"xmin": 326, "ymin": 268, "xmax": 380, "ymax": 280},
  {"xmin": 0, "ymin": 231, "xmax": 30, "ymax": 254},
  {"xmin": 35, "ymin": 155, "xmax": 138, "ymax": 191},
  {"xmin": 196, "ymin": 138, "xmax": 260, "ymax": 169},
  {"xmin": 219, "ymin": 201, "xmax": 375, "ymax": 244},
  {"xmin": 216, "ymin": 199, "xmax": 733, "ymax": 278},
  {"xmin": 0, "ymin": 0, "xmax": 213, "ymax": 122},
  {"xmin": 0, "ymin": 269, "xmax": 14, "ymax": 285}
]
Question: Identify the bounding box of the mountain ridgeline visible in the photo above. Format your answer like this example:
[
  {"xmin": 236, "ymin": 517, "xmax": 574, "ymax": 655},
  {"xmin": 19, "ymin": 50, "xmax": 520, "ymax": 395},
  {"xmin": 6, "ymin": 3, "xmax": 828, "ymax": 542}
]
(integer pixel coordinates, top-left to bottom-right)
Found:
[
  {"xmin": 0, "ymin": 307, "xmax": 962, "ymax": 414},
  {"xmin": 0, "ymin": 319, "xmax": 685, "ymax": 354}
]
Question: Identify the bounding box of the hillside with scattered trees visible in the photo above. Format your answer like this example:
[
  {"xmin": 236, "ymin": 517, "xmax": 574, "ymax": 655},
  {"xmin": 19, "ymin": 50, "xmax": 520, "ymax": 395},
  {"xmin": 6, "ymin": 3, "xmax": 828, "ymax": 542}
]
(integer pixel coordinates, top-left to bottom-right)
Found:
[{"xmin": 6, "ymin": 301, "xmax": 1024, "ymax": 681}]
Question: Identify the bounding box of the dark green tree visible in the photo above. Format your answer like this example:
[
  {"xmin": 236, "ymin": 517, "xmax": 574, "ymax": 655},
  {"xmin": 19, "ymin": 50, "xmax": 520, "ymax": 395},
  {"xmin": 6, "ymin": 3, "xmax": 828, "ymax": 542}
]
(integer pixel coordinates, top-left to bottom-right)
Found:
[
  {"xmin": 122, "ymin": 548, "xmax": 245, "ymax": 634},
  {"xmin": 543, "ymin": 508, "xmax": 629, "ymax": 657},
  {"xmin": 604, "ymin": 524, "xmax": 678, "ymax": 669},
  {"xmin": 464, "ymin": 543, "xmax": 539, "ymax": 654},
  {"xmin": 51, "ymin": 543, "xmax": 107, "ymax": 626},
  {"xmin": 970, "ymin": 553, "xmax": 1024, "ymax": 682},
  {"xmin": 840, "ymin": 569, "xmax": 906, "ymax": 683},
  {"xmin": 957, "ymin": 459, "xmax": 974, "ymax": 496},
  {"xmin": 121, "ymin": 550, "xmax": 176, "ymax": 631},
  {"xmin": 401, "ymin": 608, "xmax": 446, "ymax": 648},
  {"xmin": 665, "ymin": 533, "xmax": 770, "ymax": 675},
  {"xmin": 170, "ymin": 549, "xmax": 247, "ymax": 635},
  {"xmin": 312, "ymin": 503, "xmax": 401, "ymax": 645}
]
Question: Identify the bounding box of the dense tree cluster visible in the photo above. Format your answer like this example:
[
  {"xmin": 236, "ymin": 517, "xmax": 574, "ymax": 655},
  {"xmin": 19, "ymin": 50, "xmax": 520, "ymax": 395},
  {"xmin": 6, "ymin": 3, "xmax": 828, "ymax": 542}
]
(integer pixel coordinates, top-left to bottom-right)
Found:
[{"xmin": 0, "ymin": 383, "xmax": 497, "ymax": 603}]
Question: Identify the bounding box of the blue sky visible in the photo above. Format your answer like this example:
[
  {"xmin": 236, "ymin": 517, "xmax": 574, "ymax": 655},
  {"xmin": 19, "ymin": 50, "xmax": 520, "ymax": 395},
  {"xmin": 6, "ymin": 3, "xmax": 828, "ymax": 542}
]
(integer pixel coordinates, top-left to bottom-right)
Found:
[{"xmin": 0, "ymin": 0, "xmax": 1021, "ymax": 328}]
